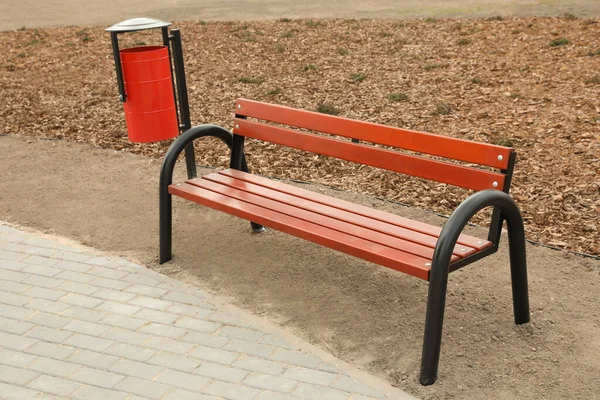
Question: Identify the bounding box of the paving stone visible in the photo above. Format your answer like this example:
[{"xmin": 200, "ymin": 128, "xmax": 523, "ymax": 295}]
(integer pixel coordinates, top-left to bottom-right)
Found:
[
  {"xmin": 194, "ymin": 361, "xmax": 248, "ymax": 383},
  {"xmin": 100, "ymin": 314, "xmax": 147, "ymax": 330},
  {"xmin": 96, "ymin": 300, "xmax": 140, "ymax": 316},
  {"xmin": 180, "ymin": 331, "xmax": 230, "ymax": 348},
  {"xmin": 155, "ymin": 369, "xmax": 211, "ymax": 391},
  {"xmin": 128, "ymin": 295, "xmax": 172, "ymax": 311},
  {"xmin": 26, "ymin": 342, "xmax": 77, "ymax": 360},
  {"xmin": 256, "ymin": 391, "xmax": 303, "ymax": 400},
  {"xmin": 25, "ymin": 311, "xmax": 70, "ymax": 328},
  {"xmin": 161, "ymin": 291, "xmax": 204, "ymax": 306},
  {"xmin": 60, "ymin": 293, "xmax": 104, "ymax": 308},
  {"xmin": 292, "ymin": 383, "xmax": 352, "ymax": 400},
  {"xmin": 105, "ymin": 342, "xmax": 157, "ymax": 362},
  {"xmin": 26, "ymin": 356, "xmax": 81, "ymax": 377},
  {"xmin": 24, "ymin": 275, "xmax": 66, "ymax": 290},
  {"xmin": 54, "ymin": 260, "xmax": 93, "ymax": 273},
  {"xmin": 22, "ymin": 262, "xmax": 61, "ymax": 275},
  {"xmin": 189, "ymin": 345, "xmax": 240, "ymax": 365},
  {"xmin": 224, "ymin": 339, "xmax": 276, "ymax": 358},
  {"xmin": 243, "ymin": 372, "xmax": 298, "ymax": 393},
  {"xmin": 51, "ymin": 251, "xmax": 93, "ymax": 263},
  {"xmin": 26, "ymin": 326, "xmax": 74, "ymax": 343},
  {"xmin": 0, "ymin": 348, "xmax": 38, "ymax": 368},
  {"xmin": 27, "ymin": 374, "xmax": 81, "ymax": 396},
  {"xmin": 109, "ymin": 359, "xmax": 164, "ymax": 380},
  {"xmin": 0, "ymin": 249, "xmax": 29, "ymax": 262},
  {"xmin": 317, "ymin": 363, "xmax": 347, "ymax": 375},
  {"xmin": 55, "ymin": 270, "xmax": 95, "ymax": 283},
  {"xmin": 27, "ymin": 298, "xmax": 70, "ymax": 314},
  {"xmin": 90, "ymin": 277, "xmax": 131, "ymax": 291},
  {"xmin": 125, "ymin": 285, "xmax": 168, "ymax": 298},
  {"xmin": 0, "ymin": 331, "xmax": 38, "ymax": 351},
  {"xmin": 207, "ymin": 311, "xmax": 254, "ymax": 327},
  {"xmin": 63, "ymin": 319, "xmax": 111, "ymax": 336},
  {"xmin": 87, "ymin": 266, "xmax": 129, "ymax": 280},
  {"xmin": 67, "ymin": 349, "xmax": 120, "ymax": 370},
  {"xmin": 0, "ymin": 240, "xmax": 28, "ymax": 253},
  {"xmin": 0, "ymin": 280, "xmax": 33, "ymax": 294},
  {"xmin": 2, "ymin": 268, "xmax": 30, "ymax": 282},
  {"xmin": 22, "ymin": 237, "xmax": 61, "ymax": 249},
  {"xmin": 83, "ymin": 257, "xmax": 116, "ymax": 268},
  {"xmin": 27, "ymin": 286, "xmax": 67, "ymax": 301},
  {"xmin": 283, "ymin": 366, "xmax": 338, "ymax": 386},
  {"xmin": 0, "ymin": 364, "xmax": 39, "ymax": 385},
  {"xmin": 24, "ymin": 246, "xmax": 59, "ymax": 257},
  {"xmin": 71, "ymin": 366, "xmax": 126, "ymax": 389},
  {"xmin": 135, "ymin": 309, "xmax": 180, "ymax": 325},
  {"xmin": 233, "ymin": 355, "xmax": 287, "ymax": 376},
  {"xmin": 93, "ymin": 288, "xmax": 137, "ymax": 303},
  {"xmin": 203, "ymin": 380, "xmax": 260, "ymax": 400},
  {"xmin": 61, "ymin": 305, "xmax": 108, "ymax": 322},
  {"xmin": 0, "ymin": 302, "xmax": 35, "ymax": 319},
  {"xmin": 162, "ymin": 388, "xmax": 221, "ymax": 400},
  {"xmin": 0, "ymin": 290, "xmax": 30, "ymax": 306},
  {"xmin": 270, "ymin": 349, "xmax": 322, "ymax": 369},
  {"xmin": 259, "ymin": 334, "xmax": 299, "ymax": 351},
  {"xmin": 122, "ymin": 274, "xmax": 160, "ymax": 287},
  {"xmin": 114, "ymin": 377, "xmax": 172, "ymax": 399},
  {"xmin": 174, "ymin": 316, "xmax": 221, "ymax": 333},
  {"xmin": 0, "ymin": 315, "xmax": 36, "ymax": 335},
  {"xmin": 139, "ymin": 322, "xmax": 187, "ymax": 339},
  {"xmin": 146, "ymin": 352, "xmax": 200, "ymax": 373},
  {"xmin": 167, "ymin": 303, "xmax": 213, "ymax": 318},
  {"xmin": 64, "ymin": 333, "xmax": 114, "ymax": 352},
  {"xmin": 331, "ymin": 376, "xmax": 385, "ymax": 399},
  {"xmin": 1, "ymin": 260, "xmax": 30, "ymax": 273},
  {"xmin": 102, "ymin": 327, "xmax": 152, "ymax": 346},
  {"xmin": 0, "ymin": 381, "xmax": 42, "ymax": 398},
  {"xmin": 218, "ymin": 325, "xmax": 264, "ymax": 342},
  {"xmin": 71, "ymin": 384, "xmax": 129, "ymax": 400},
  {"xmin": 144, "ymin": 336, "xmax": 195, "ymax": 355},
  {"xmin": 56, "ymin": 280, "xmax": 99, "ymax": 295}
]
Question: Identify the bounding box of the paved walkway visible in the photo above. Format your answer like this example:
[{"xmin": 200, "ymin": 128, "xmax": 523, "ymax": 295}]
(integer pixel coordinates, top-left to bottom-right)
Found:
[{"xmin": 0, "ymin": 222, "xmax": 414, "ymax": 400}]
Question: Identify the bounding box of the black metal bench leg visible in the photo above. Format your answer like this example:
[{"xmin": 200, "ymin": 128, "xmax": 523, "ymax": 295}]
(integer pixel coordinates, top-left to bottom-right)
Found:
[
  {"xmin": 420, "ymin": 257, "xmax": 450, "ymax": 385},
  {"xmin": 508, "ymin": 219, "xmax": 530, "ymax": 325},
  {"xmin": 159, "ymin": 183, "xmax": 172, "ymax": 264}
]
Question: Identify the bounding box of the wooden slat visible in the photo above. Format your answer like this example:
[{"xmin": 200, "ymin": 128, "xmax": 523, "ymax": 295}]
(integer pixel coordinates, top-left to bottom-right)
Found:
[
  {"xmin": 169, "ymin": 182, "xmax": 432, "ymax": 280},
  {"xmin": 234, "ymin": 119, "xmax": 506, "ymax": 192},
  {"xmin": 188, "ymin": 176, "xmax": 463, "ymax": 262},
  {"xmin": 195, "ymin": 173, "xmax": 477, "ymax": 258},
  {"xmin": 235, "ymin": 98, "xmax": 512, "ymax": 169},
  {"xmin": 221, "ymin": 169, "xmax": 492, "ymax": 251}
]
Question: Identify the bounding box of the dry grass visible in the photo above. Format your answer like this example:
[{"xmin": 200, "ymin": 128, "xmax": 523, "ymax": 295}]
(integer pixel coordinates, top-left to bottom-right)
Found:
[{"xmin": 1, "ymin": 17, "xmax": 599, "ymax": 255}]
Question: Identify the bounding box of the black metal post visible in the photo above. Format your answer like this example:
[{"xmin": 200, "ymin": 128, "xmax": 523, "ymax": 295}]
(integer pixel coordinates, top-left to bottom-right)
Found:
[
  {"xmin": 162, "ymin": 27, "xmax": 181, "ymax": 133},
  {"xmin": 419, "ymin": 189, "xmax": 529, "ymax": 385},
  {"xmin": 110, "ymin": 32, "xmax": 126, "ymax": 102},
  {"xmin": 170, "ymin": 29, "xmax": 197, "ymax": 179},
  {"xmin": 488, "ymin": 151, "xmax": 517, "ymax": 244}
]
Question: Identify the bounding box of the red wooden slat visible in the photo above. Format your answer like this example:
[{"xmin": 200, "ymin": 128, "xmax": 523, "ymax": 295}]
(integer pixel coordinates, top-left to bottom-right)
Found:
[
  {"xmin": 169, "ymin": 183, "xmax": 432, "ymax": 280},
  {"xmin": 233, "ymin": 119, "xmax": 505, "ymax": 192},
  {"xmin": 196, "ymin": 173, "xmax": 476, "ymax": 258},
  {"xmin": 235, "ymin": 98, "xmax": 512, "ymax": 169},
  {"xmin": 188, "ymin": 176, "xmax": 463, "ymax": 262},
  {"xmin": 221, "ymin": 169, "xmax": 492, "ymax": 251}
]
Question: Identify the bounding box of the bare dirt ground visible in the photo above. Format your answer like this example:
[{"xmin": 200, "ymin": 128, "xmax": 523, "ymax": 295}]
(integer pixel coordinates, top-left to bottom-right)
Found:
[
  {"xmin": 2, "ymin": 0, "xmax": 600, "ymax": 31},
  {"xmin": 1, "ymin": 17, "xmax": 599, "ymax": 255},
  {"xmin": 1, "ymin": 135, "xmax": 599, "ymax": 399}
]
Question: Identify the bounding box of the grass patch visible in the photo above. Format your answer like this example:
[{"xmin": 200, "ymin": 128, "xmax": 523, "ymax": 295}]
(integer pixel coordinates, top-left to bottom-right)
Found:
[
  {"xmin": 17, "ymin": 26, "xmax": 27, "ymax": 31},
  {"xmin": 487, "ymin": 15, "xmax": 504, "ymax": 21},
  {"xmin": 388, "ymin": 93, "xmax": 408, "ymax": 102},
  {"xmin": 588, "ymin": 49, "xmax": 600, "ymax": 57},
  {"xmin": 275, "ymin": 43, "xmax": 285, "ymax": 53},
  {"xmin": 351, "ymin": 23, "xmax": 360, "ymax": 30},
  {"xmin": 563, "ymin": 13, "xmax": 578, "ymax": 20},
  {"xmin": 134, "ymin": 41, "xmax": 146, "ymax": 46},
  {"xmin": 491, "ymin": 135, "xmax": 515, "ymax": 147},
  {"xmin": 457, "ymin": 38, "xmax": 471, "ymax": 46},
  {"xmin": 17, "ymin": 52, "xmax": 26, "ymax": 58},
  {"xmin": 395, "ymin": 22, "xmax": 406, "ymax": 28},
  {"xmin": 198, "ymin": 20, "xmax": 208, "ymax": 25},
  {"xmin": 425, "ymin": 17, "xmax": 437, "ymax": 23},
  {"xmin": 279, "ymin": 18, "xmax": 292, "ymax": 23},
  {"xmin": 351, "ymin": 73, "xmax": 366, "ymax": 82},
  {"xmin": 303, "ymin": 64, "xmax": 317, "ymax": 71},
  {"xmin": 26, "ymin": 39, "xmax": 41, "ymax": 46},
  {"xmin": 337, "ymin": 47, "xmax": 349, "ymax": 56},
  {"xmin": 470, "ymin": 78, "xmax": 482, "ymax": 84},
  {"xmin": 316, "ymin": 103, "xmax": 340, "ymax": 115},
  {"xmin": 281, "ymin": 30, "xmax": 294, "ymax": 38},
  {"xmin": 266, "ymin": 88, "xmax": 282, "ymax": 96},
  {"xmin": 76, "ymin": 29, "xmax": 92, "ymax": 42},
  {"xmin": 510, "ymin": 92, "xmax": 523, "ymax": 99},
  {"xmin": 380, "ymin": 31, "xmax": 392, "ymax": 37},
  {"xmin": 424, "ymin": 63, "xmax": 443, "ymax": 71},
  {"xmin": 549, "ymin": 38, "xmax": 569, "ymax": 47},
  {"xmin": 584, "ymin": 75, "xmax": 600, "ymax": 85},
  {"xmin": 305, "ymin": 20, "xmax": 324, "ymax": 28},
  {"xmin": 238, "ymin": 76, "xmax": 264, "ymax": 84},
  {"xmin": 433, "ymin": 102, "xmax": 452, "ymax": 115}
]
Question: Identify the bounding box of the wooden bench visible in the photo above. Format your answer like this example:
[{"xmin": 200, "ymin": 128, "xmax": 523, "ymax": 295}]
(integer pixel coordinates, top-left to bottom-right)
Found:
[{"xmin": 159, "ymin": 98, "xmax": 530, "ymax": 385}]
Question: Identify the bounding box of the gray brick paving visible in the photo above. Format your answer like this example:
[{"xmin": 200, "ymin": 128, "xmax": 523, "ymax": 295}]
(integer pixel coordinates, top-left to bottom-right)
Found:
[{"xmin": 0, "ymin": 223, "xmax": 414, "ymax": 400}]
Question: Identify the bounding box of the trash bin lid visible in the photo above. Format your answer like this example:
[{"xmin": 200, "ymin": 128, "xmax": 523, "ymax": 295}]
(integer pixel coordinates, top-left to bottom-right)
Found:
[{"xmin": 106, "ymin": 18, "xmax": 170, "ymax": 32}]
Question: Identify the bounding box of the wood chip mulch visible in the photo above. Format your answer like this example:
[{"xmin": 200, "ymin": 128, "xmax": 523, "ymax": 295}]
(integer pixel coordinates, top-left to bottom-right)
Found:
[{"xmin": 1, "ymin": 16, "xmax": 598, "ymax": 256}]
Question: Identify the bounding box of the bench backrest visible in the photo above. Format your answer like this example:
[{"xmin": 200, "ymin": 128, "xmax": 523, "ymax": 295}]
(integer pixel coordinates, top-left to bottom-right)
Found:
[{"xmin": 232, "ymin": 98, "xmax": 515, "ymax": 193}]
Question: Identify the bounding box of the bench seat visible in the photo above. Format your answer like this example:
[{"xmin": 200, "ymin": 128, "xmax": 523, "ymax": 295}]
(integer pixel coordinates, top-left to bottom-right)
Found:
[{"xmin": 169, "ymin": 168, "xmax": 492, "ymax": 281}]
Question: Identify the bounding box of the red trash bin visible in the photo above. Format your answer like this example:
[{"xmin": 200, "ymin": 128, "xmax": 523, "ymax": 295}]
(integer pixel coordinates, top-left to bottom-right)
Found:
[{"xmin": 120, "ymin": 46, "xmax": 178, "ymax": 142}]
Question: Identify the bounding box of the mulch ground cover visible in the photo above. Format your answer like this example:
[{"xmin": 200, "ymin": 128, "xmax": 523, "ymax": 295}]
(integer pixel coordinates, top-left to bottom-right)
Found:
[{"xmin": 1, "ymin": 16, "xmax": 599, "ymax": 256}]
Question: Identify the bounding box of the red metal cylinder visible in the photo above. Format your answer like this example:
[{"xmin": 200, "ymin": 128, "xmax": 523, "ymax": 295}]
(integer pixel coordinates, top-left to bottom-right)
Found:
[{"xmin": 120, "ymin": 46, "xmax": 178, "ymax": 142}]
